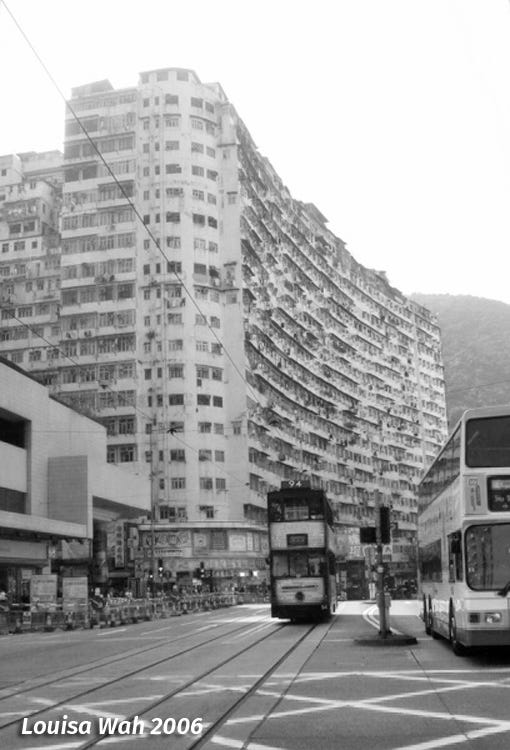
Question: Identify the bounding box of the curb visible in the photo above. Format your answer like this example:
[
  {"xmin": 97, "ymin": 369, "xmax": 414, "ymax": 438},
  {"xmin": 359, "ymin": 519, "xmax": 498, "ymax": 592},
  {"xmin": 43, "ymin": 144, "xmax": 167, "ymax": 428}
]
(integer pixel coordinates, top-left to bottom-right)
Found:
[{"xmin": 354, "ymin": 633, "xmax": 418, "ymax": 647}]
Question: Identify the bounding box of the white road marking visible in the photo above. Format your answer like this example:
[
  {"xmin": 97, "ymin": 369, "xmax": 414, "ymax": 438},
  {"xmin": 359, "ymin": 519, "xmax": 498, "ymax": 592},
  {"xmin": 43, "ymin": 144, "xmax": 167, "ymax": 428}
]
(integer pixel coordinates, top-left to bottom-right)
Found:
[
  {"xmin": 81, "ymin": 695, "xmax": 163, "ymax": 707},
  {"xmin": 97, "ymin": 628, "xmax": 127, "ymax": 636},
  {"xmin": 211, "ymin": 735, "xmax": 286, "ymax": 750}
]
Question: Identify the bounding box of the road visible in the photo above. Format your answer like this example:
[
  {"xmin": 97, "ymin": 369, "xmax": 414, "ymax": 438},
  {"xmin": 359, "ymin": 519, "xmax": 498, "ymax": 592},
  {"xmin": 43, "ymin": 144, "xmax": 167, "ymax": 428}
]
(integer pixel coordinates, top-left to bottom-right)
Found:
[{"xmin": 1, "ymin": 601, "xmax": 510, "ymax": 750}]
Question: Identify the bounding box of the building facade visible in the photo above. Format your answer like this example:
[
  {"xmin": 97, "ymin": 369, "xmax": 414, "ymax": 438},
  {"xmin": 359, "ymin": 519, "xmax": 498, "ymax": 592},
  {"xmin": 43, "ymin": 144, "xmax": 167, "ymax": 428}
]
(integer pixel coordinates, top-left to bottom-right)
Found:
[
  {"xmin": 0, "ymin": 358, "xmax": 150, "ymax": 601},
  {"xmin": 0, "ymin": 68, "xmax": 448, "ymax": 592}
]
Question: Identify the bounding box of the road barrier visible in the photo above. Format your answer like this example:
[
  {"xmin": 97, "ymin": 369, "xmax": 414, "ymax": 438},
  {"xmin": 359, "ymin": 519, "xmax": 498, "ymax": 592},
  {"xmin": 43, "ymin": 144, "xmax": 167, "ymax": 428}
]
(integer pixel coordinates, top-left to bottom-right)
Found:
[{"xmin": 0, "ymin": 592, "xmax": 265, "ymax": 635}]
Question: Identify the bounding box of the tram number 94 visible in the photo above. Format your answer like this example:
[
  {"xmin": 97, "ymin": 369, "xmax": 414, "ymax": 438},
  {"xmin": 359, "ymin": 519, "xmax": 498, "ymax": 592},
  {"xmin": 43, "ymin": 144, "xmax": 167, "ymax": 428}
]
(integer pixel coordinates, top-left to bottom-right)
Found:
[
  {"xmin": 281, "ymin": 480, "xmax": 310, "ymax": 489},
  {"xmin": 150, "ymin": 718, "xmax": 203, "ymax": 735}
]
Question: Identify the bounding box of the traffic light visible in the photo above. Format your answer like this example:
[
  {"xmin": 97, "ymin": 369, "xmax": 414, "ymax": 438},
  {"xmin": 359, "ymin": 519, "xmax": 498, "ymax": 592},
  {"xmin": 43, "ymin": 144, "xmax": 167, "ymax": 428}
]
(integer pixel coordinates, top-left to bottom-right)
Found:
[
  {"xmin": 148, "ymin": 569, "xmax": 154, "ymax": 580},
  {"xmin": 199, "ymin": 562, "xmax": 205, "ymax": 579},
  {"xmin": 379, "ymin": 506, "xmax": 391, "ymax": 544},
  {"xmin": 158, "ymin": 558, "xmax": 164, "ymax": 576},
  {"xmin": 360, "ymin": 527, "xmax": 377, "ymax": 544}
]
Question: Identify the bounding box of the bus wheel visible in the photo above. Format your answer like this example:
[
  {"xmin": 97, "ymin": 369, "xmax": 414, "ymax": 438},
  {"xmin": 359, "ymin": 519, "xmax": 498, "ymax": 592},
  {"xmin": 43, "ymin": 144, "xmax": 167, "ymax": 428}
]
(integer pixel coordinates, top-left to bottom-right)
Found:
[{"xmin": 449, "ymin": 609, "xmax": 466, "ymax": 656}]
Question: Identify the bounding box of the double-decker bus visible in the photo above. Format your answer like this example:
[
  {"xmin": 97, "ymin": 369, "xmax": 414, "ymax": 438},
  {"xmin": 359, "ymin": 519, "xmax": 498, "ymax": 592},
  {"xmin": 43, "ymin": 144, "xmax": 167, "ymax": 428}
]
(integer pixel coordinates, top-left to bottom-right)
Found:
[
  {"xmin": 267, "ymin": 481, "xmax": 337, "ymax": 621},
  {"xmin": 418, "ymin": 405, "xmax": 510, "ymax": 654}
]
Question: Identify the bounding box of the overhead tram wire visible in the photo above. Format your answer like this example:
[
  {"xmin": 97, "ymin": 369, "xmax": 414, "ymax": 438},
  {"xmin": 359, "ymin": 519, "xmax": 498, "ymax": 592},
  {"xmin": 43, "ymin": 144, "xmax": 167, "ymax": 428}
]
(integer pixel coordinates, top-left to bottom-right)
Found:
[
  {"xmin": 0, "ymin": 304, "xmax": 250, "ymax": 489},
  {"xmin": 0, "ymin": 0, "xmax": 262, "ymax": 408}
]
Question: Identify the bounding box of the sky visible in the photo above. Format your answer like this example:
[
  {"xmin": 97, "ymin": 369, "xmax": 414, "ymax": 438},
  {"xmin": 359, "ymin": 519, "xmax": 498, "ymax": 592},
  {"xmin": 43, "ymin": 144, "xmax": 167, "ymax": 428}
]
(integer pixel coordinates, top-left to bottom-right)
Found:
[{"xmin": 1, "ymin": 0, "xmax": 510, "ymax": 303}]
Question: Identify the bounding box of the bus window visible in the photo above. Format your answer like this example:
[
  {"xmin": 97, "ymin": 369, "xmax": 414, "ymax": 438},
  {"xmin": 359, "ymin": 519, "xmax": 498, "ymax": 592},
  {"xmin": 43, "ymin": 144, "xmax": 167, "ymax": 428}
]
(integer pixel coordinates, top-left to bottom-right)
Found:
[
  {"xmin": 466, "ymin": 524, "xmax": 510, "ymax": 589},
  {"xmin": 448, "ymin": 531, "xmax": 462, "ymax": 582},
  {"xmin": 466, "ymin": 416, "xmax": 510, "ymax": 467}
]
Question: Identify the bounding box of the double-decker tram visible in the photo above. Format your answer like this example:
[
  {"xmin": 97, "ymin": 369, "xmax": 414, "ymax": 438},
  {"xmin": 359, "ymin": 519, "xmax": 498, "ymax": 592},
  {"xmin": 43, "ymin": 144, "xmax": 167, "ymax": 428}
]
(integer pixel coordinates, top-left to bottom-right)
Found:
[
  {"xmin": 418, "ymin": 405, "xmax": 510, "ymax": 654},
  {"xmin": 268, "ymin": 480, "xmax": 337, "ymax": 621}
]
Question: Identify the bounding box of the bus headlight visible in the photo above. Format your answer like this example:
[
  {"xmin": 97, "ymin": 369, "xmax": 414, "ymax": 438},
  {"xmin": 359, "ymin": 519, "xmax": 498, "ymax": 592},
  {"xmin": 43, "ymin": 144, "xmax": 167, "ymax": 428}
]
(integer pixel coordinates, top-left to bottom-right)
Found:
[{"xmin": 484, "ymin": 612, "xmax": 502, "ymax": 624}]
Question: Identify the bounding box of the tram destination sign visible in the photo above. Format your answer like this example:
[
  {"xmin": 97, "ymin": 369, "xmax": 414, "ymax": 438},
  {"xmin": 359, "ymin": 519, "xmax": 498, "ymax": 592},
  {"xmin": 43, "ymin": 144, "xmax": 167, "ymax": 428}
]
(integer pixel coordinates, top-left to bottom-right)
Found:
[{"xmin": 287, "ymin": 533, "xmax": 308, "ymax": 547}]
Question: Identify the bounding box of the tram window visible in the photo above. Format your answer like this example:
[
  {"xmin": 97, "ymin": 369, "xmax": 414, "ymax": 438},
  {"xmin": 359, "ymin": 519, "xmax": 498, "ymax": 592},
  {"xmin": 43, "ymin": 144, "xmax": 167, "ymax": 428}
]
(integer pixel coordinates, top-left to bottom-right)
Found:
[
  {"xmin": 268, "ymin": 500, "xmax": 283, "ymax": 521},
  {"xmin": 308, "ymin": 555, "xmax": 325, "ymax": 576},
  {"xmin": 309, "ymin": 496, "xmax": 324, "ymax": 519},
  {"xmin": 289, "ymin": 552, "xmax": 308, "ymax": 577},
  {"xmin": 284, "ymin": 498, "xmax": 308, "ymax": 520},
  {"xmin": 272, "ymin": 554, "xmax": 289, "ymax": 577}
]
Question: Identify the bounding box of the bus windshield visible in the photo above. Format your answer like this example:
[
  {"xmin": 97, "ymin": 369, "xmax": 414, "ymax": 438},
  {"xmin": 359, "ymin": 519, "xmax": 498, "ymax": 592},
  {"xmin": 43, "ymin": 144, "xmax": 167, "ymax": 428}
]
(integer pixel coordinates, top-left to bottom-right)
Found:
[
  {"xmin": 465, "ymin": 524, "xmax": 510, "ymax": 590},
  {"xmin": 466, "ymin": 416, "xmax": 510, "ymax": 467}
]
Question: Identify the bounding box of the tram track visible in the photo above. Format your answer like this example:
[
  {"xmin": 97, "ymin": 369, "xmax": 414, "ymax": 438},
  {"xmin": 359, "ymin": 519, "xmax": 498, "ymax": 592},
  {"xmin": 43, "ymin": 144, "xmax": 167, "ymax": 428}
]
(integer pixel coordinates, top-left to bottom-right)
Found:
[
  {"xmin": 69, "ymin": 618, "xmax": 327, "ymax": 750},
  {"xmin": 0, "ymin": 608, "xmax": 275, "ymax": 731}
]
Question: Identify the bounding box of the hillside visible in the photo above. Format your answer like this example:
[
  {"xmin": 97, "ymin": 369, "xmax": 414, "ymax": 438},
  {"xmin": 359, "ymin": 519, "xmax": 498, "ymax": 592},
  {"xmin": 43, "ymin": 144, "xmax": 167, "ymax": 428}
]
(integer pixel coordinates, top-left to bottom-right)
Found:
[{"xmin": 411, "ymin": 294, "xmax": 510, "ymax": 427}]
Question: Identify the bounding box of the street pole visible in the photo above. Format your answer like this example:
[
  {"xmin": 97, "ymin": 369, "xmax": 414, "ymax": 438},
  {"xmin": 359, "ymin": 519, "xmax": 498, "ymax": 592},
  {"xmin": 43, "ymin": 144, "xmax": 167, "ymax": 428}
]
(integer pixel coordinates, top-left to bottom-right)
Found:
[
  {"xmin": 150, "ymin": 424, "xmax": 156, "ymax": 598},
  {"xmin": 375, "ymin": 490, "xmax": 390, "ymax": 638}
]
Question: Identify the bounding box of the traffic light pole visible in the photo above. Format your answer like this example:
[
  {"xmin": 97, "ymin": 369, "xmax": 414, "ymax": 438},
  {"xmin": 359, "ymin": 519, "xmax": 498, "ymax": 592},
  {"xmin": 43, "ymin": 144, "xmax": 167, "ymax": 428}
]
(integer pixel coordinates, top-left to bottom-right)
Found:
[{"xmin": 375, "ymin": 492, "xmax": 390, "ymax": 638}]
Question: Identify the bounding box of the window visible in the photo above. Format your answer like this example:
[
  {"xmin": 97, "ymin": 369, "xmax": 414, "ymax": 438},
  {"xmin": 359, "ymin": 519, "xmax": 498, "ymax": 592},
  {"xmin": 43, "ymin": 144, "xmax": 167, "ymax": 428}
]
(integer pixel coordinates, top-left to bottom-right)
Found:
[
  {"xmin": 170, "ymin": 449, "xmax": 186, "ymax": 462},
  {"xmin": 165, "ymin": 116, "xmax": 179, "ymax": 127},
  {"xmin": 208, "ymin": 216, "xmax": 218, "ymax": 228},
  {"xmin": 119, "ymin": 445, "xmax": 135, "ymax": 463},
  {"xmin": 196, "ymin": 365, "xmax": 209, "ymax": 379},
  {"xmin": 196, "ymin": 341, "xmax": 208, "ymax": 352},
  {"xmin": 167, "ymin": 261, "xmax": 182, "ymax": 273},
  {"xmin": 211, "ymin": 368, "xmax": 222, "ymax": 381},
  {"xmin": 197, "ymin": 394, "xmax": 211, "ymax": 406},
  {"xmin": 165, "ymin": 140, "xmax": 179, "ymax": 150},
  {"xmin": 144, "ymin": 369, "xmax": 152, "ymax": 380},
  {"xmin": 192, "ymin": 213, "xmax": 205, "ymax": 226},
  {"xmin": 171, "ymin": 477, "xmax": 186, "ymax": 489},
  {"xmin": 214, "ymin": 423, "xmax": 224, "ymax": 435},
  {"xmin": 192, "ymin": 189, "xmax": 204, "ymax": 200},
  {"xmin": 216, "ymin": 478, "xmax": 226, "ymax": 491},
  {"xmin": 191, "ymin": 142, "xmax": 204, "ymax": 153},
  {"xmin": 167, "ymin": 366, "xmax": 183, "ymax": 383},
  {"xmin": 210, "ymin": 316, "xmax": 220, "ymax": 329},
  {"xmin": 166, "ymin": 212, "xmax": 180, "ymax": 223},
  {"xmin": 199, "ymin": 505, "xmax": 215, "ymax": 518},
  {"xmin": 213, "ymin": 396, "xmax": 223, "ymax": 407},
  {"xmin": 169, "ymin": 339, "xmax": 183, "ymax": 350},
  {"xmin": 169, "ymin": 393, "xmax": 184, "ymax": 405},
  {"xmin": 166, "ymin": 164, "xmax": 182, "ymax": 174},
  {"xmin": 192, "ymin": 166, "xmax": 204, "ymax": 177},
  {"xmin": 191, "ymin": 117, "xmax": 204, "ymax": 130},
  {"xmin": 166, "ymin": 236, "xmax": 181, "ymax": 248},
  {"xmin": 168, "ymin": 313, "xmax": 183, "ymax": 324},
  {"xmin": 165, "ymin": 94, "xmax": 179, "ymax": 105},
  {"xmin": 199, "ymin": 422, "xmax": 212, "ymax": 433},
  {"xmin": 215, "ymin": 450, "xmax": 225, "ymax": 462},
  {"xmin": 199, "ymin": 449, "xmax": 212, "ymax": 462},
  {"xmin": 232, "ymin": 421, "xmax": 241, "ymax": 435},
  {"xmin": 191, "ymin": 97, "xmax": 203, "ymax": 108},
  {"xmin": 200, "ymin": 478, "xmax": 213, "ymax": 490}
]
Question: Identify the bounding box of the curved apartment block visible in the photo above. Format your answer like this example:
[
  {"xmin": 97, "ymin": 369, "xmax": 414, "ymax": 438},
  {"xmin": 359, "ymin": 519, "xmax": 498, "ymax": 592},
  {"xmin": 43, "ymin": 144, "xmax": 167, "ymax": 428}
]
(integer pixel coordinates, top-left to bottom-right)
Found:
[{"xmin": 0, "ymin": 68, "xmax": 448, "ymax": 591}]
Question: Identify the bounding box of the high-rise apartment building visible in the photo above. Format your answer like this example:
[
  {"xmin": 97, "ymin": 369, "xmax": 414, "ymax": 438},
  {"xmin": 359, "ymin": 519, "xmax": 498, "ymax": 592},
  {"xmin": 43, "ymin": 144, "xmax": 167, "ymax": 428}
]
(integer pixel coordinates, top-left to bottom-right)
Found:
[{"xmin": 0, "ymin": 68, "xmax": 448, "ymax": 591}]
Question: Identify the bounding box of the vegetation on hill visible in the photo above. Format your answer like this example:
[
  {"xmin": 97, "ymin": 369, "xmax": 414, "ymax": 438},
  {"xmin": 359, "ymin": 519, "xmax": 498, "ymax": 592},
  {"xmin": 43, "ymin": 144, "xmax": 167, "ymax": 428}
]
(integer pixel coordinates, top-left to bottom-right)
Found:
[{"xmin": 411, "ymin": 294, "xmax": 510, "ymax": 428}]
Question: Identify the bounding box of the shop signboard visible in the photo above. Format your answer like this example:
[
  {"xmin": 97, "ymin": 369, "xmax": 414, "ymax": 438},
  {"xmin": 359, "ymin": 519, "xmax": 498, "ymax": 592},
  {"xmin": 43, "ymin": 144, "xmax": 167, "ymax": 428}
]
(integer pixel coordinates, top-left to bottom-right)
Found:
[
  {"xmin": 30, "ymin": 574, "xmax": 57, "ymax": 611},
  {"xmin": 62, "ymin": 577, "xmax": 88, "ymax": 613}
]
